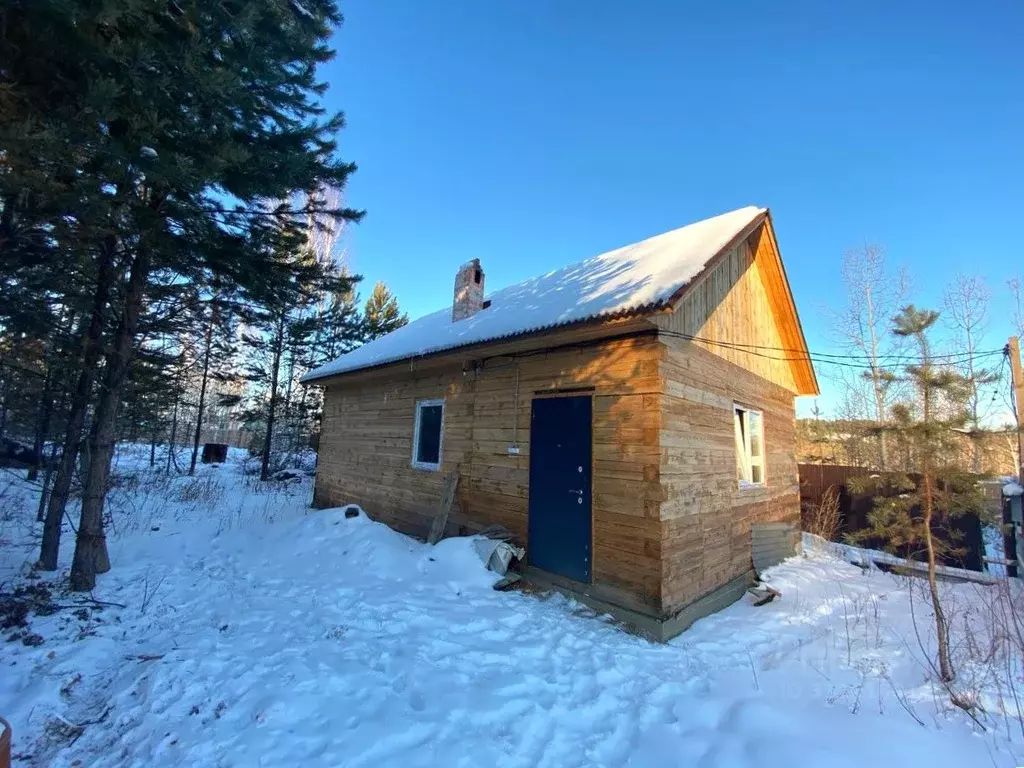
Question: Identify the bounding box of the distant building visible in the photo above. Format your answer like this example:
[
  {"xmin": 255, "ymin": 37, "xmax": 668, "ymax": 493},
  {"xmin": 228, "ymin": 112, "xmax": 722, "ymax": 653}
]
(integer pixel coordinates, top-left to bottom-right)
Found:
[{"xmin": 200, "ymin": 387, "xmax": 250, "ymax": 449}]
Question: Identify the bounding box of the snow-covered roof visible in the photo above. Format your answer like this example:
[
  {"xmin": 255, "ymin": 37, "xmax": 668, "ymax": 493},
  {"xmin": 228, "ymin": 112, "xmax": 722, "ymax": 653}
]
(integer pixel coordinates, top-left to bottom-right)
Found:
[{"xmin": 302, "ymin": 206, "xmax": 766, "ymax": 382}]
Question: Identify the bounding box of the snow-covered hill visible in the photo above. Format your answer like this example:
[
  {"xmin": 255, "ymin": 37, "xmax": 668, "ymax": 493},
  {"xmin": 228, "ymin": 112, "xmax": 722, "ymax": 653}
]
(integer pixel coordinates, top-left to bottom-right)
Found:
[{"xmin": 1, "ymin": 449, "xmax": 1021, "ymax": 767}]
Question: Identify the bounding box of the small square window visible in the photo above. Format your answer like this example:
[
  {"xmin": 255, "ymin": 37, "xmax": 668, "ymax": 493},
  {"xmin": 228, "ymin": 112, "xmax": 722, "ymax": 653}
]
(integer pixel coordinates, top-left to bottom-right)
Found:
[
  {"xmin": 734, "ymin": 405, "xmax": 765, "ymax": 488},
  {"xmin": 412, "ymin": 399, "xmax": 444, "ymax": 471}
]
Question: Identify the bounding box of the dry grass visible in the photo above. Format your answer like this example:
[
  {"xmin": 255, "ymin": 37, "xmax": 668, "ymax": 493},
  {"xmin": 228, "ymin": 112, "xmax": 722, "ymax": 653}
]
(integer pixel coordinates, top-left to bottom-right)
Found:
[{"xmin": 804, "ymin": 485, "xmax": 842, "ymax": 542}]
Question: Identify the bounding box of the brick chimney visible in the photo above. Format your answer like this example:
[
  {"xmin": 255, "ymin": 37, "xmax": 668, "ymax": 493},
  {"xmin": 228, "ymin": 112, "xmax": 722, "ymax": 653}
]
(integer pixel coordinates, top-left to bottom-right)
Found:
[{"xmin": 452, "ymin": 259, "xmax": 485, "ymax": 322}]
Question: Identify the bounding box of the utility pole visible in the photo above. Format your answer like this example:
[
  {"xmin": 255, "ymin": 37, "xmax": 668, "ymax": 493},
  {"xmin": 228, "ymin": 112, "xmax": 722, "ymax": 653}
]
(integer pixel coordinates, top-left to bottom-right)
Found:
[
  {"xmin": 1006, "ymin": 337, "xmax": 1024, "ymax": 577},
  {"xmin": 1010, "ymin": 337, "xmax": 1024, "ymax": 478}
]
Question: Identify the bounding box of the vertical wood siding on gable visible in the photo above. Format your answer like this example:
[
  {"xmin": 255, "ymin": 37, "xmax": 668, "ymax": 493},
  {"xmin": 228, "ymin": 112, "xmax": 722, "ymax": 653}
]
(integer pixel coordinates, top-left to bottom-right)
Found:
[{"xmin": 653, "ymin": 239, "xmax": 799, "ymax": 393}]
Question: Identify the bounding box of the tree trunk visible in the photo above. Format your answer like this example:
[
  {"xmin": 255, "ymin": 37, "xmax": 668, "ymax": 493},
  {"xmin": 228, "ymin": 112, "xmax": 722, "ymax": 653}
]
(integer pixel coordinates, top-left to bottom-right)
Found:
[
  {"xmin": 865, "ymin": 287, "xmax": 889, "ymax": 470},
  {"xmin": 167, "ymin": 384, "xmax": 180, "ymax": 474},
  {"xmin": 0, "ymin": 386, "xmax": 8, "ymax": 441},
  {"xmin": 923, "ymin": 469, "xmax": 954, "ymax": 682},
  {"xmin": 39, "ymin": 244, "xmax": 115, "ymax": 571},
  {"xmin": 872, "ymin": 378, "xmax": 889, "ymax": 470},
  {"xmin": 919, "ymin": 359, "xmax": 953, "ymax": 684},
  {"xmin": 35, "ymin": 441, "xmax": 58, "ymax": 523},
  {"xmin": 283, "ymin": 344, "xmax": 301, "ymax": 465},
  {"xmin": 260, "ymin": 318, "xmax": 284, "ymax": 481},
  {"xmin": 964, "ymin": 324, "xmax": 982, "ymax": 475},
  {"xmin": 28, "ymin": 372, "xmax": 54, "ymax": 483},
  {"xmin": 189, "ymin": 304, "xmax": 216, "ymax": 475},
  {"xmin": 70, "ymin": 249, "xmax": 151, "ymax": 591},
  {"xmin": 283, "ymin": 345, "xmax": 295, "ymax": 418}
]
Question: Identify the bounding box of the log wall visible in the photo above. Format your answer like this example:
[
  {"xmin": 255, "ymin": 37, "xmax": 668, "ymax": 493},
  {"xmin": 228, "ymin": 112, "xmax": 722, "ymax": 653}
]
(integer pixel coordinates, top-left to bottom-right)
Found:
[
  {"xmin": 315, "ymin": 330, "xmax": 667, "ymax": 612},
  {"xmin": 658, "ymin": 340, "xmax": 800, "ymax": 614}
]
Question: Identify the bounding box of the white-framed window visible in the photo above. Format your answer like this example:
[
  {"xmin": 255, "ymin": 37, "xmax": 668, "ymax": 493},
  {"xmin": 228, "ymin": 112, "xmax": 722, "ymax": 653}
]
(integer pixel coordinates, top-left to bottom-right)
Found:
[
  {"xmin": 411, "ymin": 399, "xmax": 445, "ymax": 471},
  {"xmin": 734, "ymin": 404, "xmax": 765, "ymax": 488}
]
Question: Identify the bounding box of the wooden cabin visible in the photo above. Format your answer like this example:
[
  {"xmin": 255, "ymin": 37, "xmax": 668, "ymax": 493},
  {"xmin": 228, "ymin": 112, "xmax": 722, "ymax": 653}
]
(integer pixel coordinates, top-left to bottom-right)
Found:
[{"xmin": 302, "ymin": 206, "xmax": 818, "ymax": 640}]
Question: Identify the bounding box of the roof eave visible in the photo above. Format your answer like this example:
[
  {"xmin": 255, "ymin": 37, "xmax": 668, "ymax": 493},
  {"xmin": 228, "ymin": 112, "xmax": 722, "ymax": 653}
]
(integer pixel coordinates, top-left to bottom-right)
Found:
[
  {"xmin": 763, "ymin": 210, "xmax": 820, "ymax": 396},
  {"xmin": 300, "ymin": 306, "xmax": 667, "ymax": 386}
]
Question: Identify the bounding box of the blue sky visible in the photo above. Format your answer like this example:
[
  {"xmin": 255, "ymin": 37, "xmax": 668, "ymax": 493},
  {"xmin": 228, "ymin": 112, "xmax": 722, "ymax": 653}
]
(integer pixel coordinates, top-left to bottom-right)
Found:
[{"xmin": 320, "ymin": 1, "xmax": 1024, "ymax": 415}]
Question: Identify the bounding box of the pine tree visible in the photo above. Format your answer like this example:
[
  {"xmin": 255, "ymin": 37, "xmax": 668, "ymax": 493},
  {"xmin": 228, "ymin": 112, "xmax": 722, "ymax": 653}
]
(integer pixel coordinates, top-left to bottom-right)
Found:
[
  {"xmin": 187, "ymin": 294, "xmax": 241, "ymax": 474},
  {"xmin": 363, "ymin": 281, "xmax": 408, "ymax": 341},
  {"xmin": 320, "ymin": 275, "xmax": 365, "ymax": 364},
  {"xmin": 242, "ymin": 222, "xmax": 358, "ymax": 480},
  {"xmin": 849, "ymin": 305, "xmax": 983, "ymax": 683},
  {"xmin": 2, "ymin": 1, "xmax": 364, "ymax": 589},
  {"xmin": 121, "ymin": 345, "xmax": 179, "ymax": 463}
]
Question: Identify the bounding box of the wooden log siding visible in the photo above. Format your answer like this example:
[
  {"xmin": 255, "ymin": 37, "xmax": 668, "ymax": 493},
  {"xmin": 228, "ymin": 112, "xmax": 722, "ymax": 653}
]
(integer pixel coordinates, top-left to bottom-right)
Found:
[
  {"xmin": 316, "ymin": 333, "xmax": 667, "ymax": 610},
  {"xmin": 658, "ymin": 340, "xmax": 800, "ymax": 614}
]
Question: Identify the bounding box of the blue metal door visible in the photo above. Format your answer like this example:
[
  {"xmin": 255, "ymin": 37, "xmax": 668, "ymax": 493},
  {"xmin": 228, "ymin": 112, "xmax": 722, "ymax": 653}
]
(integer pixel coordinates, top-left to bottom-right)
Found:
[{"xmin": 528, "ymin": 395, "xmax": 592, "ymax": 583}]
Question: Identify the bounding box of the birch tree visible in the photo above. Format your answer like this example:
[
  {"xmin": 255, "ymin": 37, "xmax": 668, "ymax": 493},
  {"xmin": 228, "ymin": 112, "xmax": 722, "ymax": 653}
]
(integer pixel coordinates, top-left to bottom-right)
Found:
[
  {"xmin": 831, "ymin": 244, "xmax": 910, "ymax": 469},
  {"xmin": 943, "ymin": 274, "xmax": 998, "ymax": 472},
  {"xmin": 1009, "ymin": 278, "xmax": 1024, "ymax": 341}
]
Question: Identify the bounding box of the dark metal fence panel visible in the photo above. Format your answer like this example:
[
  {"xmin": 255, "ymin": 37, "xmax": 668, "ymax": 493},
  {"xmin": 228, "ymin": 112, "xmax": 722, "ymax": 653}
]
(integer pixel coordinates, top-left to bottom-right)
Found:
[{"xmin": 798, "ymin": 463, "xmax": 985, "ymax": 572}]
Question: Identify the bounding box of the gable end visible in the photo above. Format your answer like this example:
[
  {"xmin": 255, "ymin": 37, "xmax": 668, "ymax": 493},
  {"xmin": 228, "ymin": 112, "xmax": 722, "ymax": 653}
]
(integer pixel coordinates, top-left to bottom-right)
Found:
[{"xmin": 652, "ymin": 215, "xmax": 819, "ymax": 396}]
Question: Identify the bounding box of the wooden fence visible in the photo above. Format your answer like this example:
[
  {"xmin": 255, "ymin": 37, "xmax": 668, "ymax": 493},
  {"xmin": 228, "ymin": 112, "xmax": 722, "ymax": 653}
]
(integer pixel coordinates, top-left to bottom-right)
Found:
[{"xmin": 797, "ymin": 463, "xmax": 985, "ymax": 572}]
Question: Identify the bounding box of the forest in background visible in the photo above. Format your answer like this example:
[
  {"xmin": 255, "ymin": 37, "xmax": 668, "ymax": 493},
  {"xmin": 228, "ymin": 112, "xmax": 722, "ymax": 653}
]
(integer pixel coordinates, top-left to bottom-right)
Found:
[
  {"xmin": 0, "ymin": 1, "xmax": 402, "ymax": 590},
  {"xmin": 803, "ymin": 244, "xmax": 1021, "ymax": 477}
]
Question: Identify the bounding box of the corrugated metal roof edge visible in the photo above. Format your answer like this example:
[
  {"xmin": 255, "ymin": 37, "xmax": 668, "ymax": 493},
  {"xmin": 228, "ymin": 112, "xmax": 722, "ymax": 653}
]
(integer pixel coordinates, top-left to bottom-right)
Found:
[{"xmin": 299, "ymin": 298, "xmax": 668, "ymax": 385}]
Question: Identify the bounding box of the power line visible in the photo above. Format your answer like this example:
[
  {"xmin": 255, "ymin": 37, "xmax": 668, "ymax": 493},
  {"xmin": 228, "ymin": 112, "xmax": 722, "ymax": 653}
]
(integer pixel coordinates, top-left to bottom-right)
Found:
[
  {"xmin": 982, "ymin": 350, "xmax": 1014, "ymax": 424},
  {"xmin": 658, "ymin": 330, "xmax": 1005, "ymax": 370},
  {"xmin": 661, "ymin": 331, "xmax": 1005, "ymax": 362}
]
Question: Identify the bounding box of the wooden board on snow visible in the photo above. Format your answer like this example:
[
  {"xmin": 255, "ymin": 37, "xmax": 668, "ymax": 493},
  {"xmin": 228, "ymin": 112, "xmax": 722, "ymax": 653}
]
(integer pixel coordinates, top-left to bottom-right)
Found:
[{"xmin": 427, "ymin": 472, "xmax": 460, "ymax": 545}]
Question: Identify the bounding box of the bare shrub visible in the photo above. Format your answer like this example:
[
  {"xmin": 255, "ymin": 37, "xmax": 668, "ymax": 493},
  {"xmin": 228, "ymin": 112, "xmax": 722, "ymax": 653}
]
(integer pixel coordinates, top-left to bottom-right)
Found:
[
  {"xmin": 805, "ymin": 486, "xmax": 842, "ymax": 541},
  {"xmin": 956, "ymin": 578, "xmax": 1024, "ymax": 739},
  {"xmin": 174, "ymin": 475, "xmax": 223, "ymax": 505},
  {"xmin": 105, "ymin": 471, "xmax": 176, "ymax": 534},
  {"xmin": 894, "ymin": 574, "xmax": 1024, "ymax": 739}
]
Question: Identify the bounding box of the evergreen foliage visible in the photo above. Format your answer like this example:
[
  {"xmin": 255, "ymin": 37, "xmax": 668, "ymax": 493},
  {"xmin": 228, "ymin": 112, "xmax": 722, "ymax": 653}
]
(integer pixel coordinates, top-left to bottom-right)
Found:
[
  {"xmin": 1, "ymin": 0, "xmax": 364, "ymax": 589},
  {"xmin": 363, "ymin": 281, "xmax": 409, "ymax": 341},
  {"xmin": 241, "ymin": 220, "xmax": 358, "ymax": 479},
  {"xmin": 313, "ymin": 268, "xmax": 365, "ymax": 368},
  {"xmin": 848, "ymin": 305, "xmax": 986, "ymax": 683}
]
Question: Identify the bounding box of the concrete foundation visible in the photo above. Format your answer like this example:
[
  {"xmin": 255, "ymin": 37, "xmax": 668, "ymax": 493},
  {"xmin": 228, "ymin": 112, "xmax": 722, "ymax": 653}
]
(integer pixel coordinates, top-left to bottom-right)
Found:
[{"xmin": 522, "ymin": 566, "xmax": 757, "ymax": 642}]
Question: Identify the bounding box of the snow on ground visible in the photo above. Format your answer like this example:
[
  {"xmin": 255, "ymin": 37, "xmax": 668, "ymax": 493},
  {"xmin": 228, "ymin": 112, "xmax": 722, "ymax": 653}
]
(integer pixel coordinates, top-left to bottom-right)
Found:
[{"xmin": 2, "ymin": 449, "xmax": 1023, "ymax": 767}]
